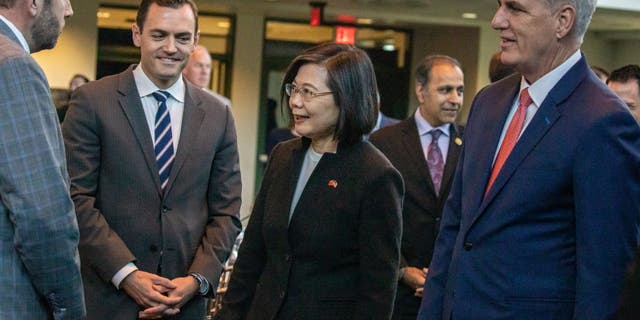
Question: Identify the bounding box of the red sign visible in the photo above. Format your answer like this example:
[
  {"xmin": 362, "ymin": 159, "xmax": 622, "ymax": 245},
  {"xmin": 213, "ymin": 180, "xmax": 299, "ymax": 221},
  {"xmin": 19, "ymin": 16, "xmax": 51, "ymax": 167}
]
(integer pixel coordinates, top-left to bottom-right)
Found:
[
  {"xmin": 335, "ymin": 26, "xmax": 356, "ymax": 44},
  {"xmin": 310, "ymin": 6, "xmax": 322, "ymax": 26}
]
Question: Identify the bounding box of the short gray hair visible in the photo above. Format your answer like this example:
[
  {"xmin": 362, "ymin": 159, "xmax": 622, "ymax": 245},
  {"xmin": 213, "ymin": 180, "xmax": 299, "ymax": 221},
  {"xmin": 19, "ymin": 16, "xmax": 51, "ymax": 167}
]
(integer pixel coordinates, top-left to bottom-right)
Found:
[{"xmin": 548, "ymin": 0, "xmax": 596, "ymax": 42}]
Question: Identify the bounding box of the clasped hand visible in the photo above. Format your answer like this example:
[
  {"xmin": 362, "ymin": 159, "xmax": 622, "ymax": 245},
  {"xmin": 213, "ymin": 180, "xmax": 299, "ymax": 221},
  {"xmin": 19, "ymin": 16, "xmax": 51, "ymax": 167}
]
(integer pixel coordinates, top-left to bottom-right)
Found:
[{"xmin": 120, "ymin": 270, "xmax": 199, "ymax": 319}]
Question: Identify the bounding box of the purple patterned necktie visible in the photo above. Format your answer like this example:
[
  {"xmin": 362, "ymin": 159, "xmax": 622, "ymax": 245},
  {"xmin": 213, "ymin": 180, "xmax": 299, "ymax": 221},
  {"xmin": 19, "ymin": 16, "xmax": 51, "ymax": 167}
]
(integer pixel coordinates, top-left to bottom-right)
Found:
[{"xmin": 427, "ymin": 129, "xmax": 444, "ymax": 195}]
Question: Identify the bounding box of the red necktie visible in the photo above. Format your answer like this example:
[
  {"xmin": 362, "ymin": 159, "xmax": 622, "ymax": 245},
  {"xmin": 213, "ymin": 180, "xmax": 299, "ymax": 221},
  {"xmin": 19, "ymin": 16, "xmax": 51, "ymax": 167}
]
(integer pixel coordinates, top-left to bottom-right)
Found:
[{"xmin": 485, "ymin": 88, "xmax": 532, "ymax": 196}]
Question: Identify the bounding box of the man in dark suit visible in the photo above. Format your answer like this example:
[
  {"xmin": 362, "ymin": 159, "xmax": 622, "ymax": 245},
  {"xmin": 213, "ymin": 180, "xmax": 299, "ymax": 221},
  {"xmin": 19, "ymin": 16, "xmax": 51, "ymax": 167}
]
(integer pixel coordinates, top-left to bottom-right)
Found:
[
  {"xmin": 419, "ymin": 0, "xmax": 640, "ymax": 319},
  {"xmin": 62, "ymin": 0, "xmax": 242, "ymax": 318},
  {"xmin": 608, "ymin": 64, "xmax": 640, "ymax": 124},
  {"xmin": 0, "ymin": 0, "xmax": 85, "ymax": 318},
  {"xmin": 370, "ymin": 54, "xmax": 464, "ymax": 320}
]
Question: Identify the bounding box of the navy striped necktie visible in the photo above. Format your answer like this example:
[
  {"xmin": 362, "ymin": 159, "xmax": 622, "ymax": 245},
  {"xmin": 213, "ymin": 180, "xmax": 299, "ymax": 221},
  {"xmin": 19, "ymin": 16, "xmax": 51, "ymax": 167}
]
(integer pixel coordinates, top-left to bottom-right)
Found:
[{"xmin": 151, "ymin": 91, "xmax": 174, "ymax": 191}]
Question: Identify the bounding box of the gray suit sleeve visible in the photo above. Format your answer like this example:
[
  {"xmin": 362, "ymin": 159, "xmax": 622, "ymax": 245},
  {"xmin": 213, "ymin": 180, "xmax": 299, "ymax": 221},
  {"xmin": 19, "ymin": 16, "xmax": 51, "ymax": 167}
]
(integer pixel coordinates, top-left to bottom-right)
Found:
[
  {"xmin": 188, "ymin": 103, "xmax": 242, "ymax": 291},
  {"xmin": 0, "ymin": 54, "xmax": 85, "ymax": 319}
]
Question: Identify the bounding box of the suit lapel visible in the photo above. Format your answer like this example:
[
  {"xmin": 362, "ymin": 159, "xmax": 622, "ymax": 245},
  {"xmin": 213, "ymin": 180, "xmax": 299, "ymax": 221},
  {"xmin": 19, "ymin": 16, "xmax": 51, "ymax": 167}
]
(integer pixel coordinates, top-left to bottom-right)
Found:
[
  {"xmin": 117, "ymin": 66, "xmax": 162, "ymax": 196},
  {"xmin": 400, "ymin": 118, "xmax": 438, "ymax": 196},
  {"xmin": 475, "ymin": 55, "xmax": 590, "ymax": 221},
  {"xmin": 163, "ymin": 83, "xmax": 205, "ymax": 195},
  {"xmin": 464, "ymin": 77, "xmax": 521, "ymax": 213},
  {"xmin": 0, "ymin": 20, "xmax": 21, "ymax": 46},
  {"xmin": 286, "ymin": 138, "xmax": 308, "ymax": 227},
  {"xmin": 441, "ymin": 124, "xmax": 463, "ymax": 197}
]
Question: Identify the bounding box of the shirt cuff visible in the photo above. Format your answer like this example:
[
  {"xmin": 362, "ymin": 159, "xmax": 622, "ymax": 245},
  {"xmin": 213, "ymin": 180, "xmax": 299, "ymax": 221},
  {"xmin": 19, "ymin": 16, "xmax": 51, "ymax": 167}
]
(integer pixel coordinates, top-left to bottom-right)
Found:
[{"xmin": 112, "ymin": 262, "xmax": 138, "ymax": 289}]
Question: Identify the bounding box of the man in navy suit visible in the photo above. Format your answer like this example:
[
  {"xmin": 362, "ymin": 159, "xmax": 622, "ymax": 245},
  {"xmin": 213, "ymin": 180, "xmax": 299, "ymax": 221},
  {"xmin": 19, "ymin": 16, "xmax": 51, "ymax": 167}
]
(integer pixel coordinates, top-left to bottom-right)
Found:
[{"xmin": 419, "ymin": 0, "xmax": 640, "ymax": 319}]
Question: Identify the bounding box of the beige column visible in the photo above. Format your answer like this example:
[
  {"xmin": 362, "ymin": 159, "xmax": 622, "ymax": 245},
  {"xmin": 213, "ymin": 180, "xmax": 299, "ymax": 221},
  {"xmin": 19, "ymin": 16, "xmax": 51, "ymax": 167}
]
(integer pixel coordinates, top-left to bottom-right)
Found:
[
  {"xmin": 229, "ymin": 12, "xmax": 265, "ymax": 223},
  {"xmin": 33, "ymin": 0, "xmax": 99, "ymax": 88}
]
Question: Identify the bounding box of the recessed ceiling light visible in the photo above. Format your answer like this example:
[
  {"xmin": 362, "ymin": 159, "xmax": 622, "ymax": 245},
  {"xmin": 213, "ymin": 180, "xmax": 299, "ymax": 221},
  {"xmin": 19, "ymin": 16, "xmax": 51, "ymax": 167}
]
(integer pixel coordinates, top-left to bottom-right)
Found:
[
  {"xmin": 383, "ymin": 44, "xmax": 396, "ymax": 51},
  {"xmin": 97, "ymin": 11, "xmax": 111, "ymax": 19},
  {"xmin": 462, "ymin": 12, "xmax": 477, "ymax": 19},
  {"xmin": 357, "ymin": 18, "xmax": 374, "ymax": 25},
  {"xmin": 217, "ymin": 21, "xmax": 230, "ymax": 28}
]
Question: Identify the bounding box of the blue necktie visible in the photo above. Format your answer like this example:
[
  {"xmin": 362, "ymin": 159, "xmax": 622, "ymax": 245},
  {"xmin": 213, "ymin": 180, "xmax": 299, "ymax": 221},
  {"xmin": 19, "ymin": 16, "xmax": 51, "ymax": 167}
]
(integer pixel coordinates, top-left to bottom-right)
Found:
[
  {"xmin": 427, "ymin": 129, "xmax": 444, "ymax": 195},
  {"xmin": 152, "ymin": 91, "xmax": 174, "ymax": 191}
]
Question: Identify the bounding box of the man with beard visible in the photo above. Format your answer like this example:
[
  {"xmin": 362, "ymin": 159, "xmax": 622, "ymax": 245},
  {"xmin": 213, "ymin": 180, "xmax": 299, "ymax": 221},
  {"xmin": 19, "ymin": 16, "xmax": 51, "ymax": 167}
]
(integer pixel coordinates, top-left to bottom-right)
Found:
[
  {"xmin": 62, "ymin": 0, "xmax": 242, "ymax": 318},
  {"xmin": 0, "ymin": 0, "xmax": 85, "ymax": 319}
]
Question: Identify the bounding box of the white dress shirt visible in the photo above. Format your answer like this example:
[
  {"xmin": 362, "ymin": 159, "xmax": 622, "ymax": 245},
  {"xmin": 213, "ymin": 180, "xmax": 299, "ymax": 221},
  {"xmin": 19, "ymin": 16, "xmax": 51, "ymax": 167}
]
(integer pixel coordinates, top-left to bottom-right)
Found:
[
  {"xmin": 415, "ymin": 108, "xmax": 451, "ymax": 162},
  {"xmin": 492, "ymin": 50, "xmax": 581, "ymax": 163}
]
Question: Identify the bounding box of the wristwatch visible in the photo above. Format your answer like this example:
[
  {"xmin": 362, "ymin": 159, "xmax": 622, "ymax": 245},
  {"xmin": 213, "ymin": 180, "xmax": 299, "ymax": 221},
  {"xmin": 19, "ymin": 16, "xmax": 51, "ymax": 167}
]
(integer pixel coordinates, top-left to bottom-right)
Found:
[{"xmin": 188, "ymin": 272, "xmax": 209, "ymax": 296}]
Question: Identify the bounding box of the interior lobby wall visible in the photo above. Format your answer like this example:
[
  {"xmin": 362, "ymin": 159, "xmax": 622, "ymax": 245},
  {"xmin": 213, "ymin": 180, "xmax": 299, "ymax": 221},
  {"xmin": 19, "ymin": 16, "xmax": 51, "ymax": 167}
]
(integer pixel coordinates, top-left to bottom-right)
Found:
[{"xmin": 33, "ymin": 0, "xmax": 99, "ymax": 88}]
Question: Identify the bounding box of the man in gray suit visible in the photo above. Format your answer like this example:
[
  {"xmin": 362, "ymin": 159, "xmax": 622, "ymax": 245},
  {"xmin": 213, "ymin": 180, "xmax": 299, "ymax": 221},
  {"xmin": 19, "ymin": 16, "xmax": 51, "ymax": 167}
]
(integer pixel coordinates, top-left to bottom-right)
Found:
[
  {"xmin": 62, "ymin": 0, "xmax": 242, "ymax": 318},
  {"xmin": 0, "ymin": 0, "xmax": 85, "ymax": 319}
]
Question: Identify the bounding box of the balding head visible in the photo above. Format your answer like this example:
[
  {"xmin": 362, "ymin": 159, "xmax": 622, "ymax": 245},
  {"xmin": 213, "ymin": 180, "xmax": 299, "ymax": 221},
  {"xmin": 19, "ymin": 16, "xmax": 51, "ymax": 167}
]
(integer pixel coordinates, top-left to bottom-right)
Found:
[{"xmin": 183, "ymin": 45, "xmax": 212, "ymax": 88}]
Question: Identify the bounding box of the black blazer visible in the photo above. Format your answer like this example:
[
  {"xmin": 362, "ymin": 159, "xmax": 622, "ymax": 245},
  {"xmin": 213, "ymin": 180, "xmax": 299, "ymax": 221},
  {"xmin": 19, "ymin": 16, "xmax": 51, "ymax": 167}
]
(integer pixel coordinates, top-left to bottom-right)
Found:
[
  {"xmin": 216, "ymin": 137, "xmax": 404, "ymax": 320},
  {"xmin": 370, "ymin": 118, "xmax": 463, "ymax": 318}
]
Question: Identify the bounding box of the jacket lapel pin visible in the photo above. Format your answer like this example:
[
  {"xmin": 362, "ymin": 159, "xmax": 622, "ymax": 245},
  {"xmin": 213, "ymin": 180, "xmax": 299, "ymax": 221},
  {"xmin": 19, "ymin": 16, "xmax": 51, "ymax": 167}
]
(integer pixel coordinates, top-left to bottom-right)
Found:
[
  {"xmin": 455, "ymin": 137, "xmax": 463, "ymax": 146},
  {"xmin": 328, "ymin": 180, "xmax": 338, "ymax": 188}
]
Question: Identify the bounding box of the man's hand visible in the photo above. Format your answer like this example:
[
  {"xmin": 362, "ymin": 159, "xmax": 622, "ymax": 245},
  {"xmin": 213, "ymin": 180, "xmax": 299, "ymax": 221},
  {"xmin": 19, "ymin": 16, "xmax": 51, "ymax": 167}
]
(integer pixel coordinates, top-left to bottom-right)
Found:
[
  {"xmin": 120, "ymin": 270, "xmax": 180, "ymax": 311},
  {"xmin": 401, "ymin": 267, "xmax": 428, "ymax": 290},
  {"xmin": 138, "ymin": 275, "xmax": 199, "ymax": 319}
]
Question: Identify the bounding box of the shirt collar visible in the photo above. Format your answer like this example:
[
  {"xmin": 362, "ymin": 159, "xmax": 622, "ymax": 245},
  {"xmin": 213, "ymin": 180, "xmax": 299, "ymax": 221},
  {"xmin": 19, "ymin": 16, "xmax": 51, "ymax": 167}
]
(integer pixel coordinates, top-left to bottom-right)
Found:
[
  {"xmin": 133, "ymin": 64, "xmax": 185, "ymax": 103},
  {"xmin": 414, "ymin": 108, "xmax": 451, "ymax": 137},
  {"xmin": 521, "ymin": 50, "xmax": 581, "ymax": 107},
  {"xmin": 0, "ymin": 15, "xmax": 30, "ymax": 53}
]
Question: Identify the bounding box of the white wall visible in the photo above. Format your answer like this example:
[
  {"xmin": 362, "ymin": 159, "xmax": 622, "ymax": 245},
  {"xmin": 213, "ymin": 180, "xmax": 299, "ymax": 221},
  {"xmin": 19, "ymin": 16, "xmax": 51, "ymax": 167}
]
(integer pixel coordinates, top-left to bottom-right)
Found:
[
  {"xmin": 33, "ymin": 0, "xmax": 98, "ymax": 88},
  {"xmin": 582, "ymin": 32, "xmax": 615, "ymax": 71}
]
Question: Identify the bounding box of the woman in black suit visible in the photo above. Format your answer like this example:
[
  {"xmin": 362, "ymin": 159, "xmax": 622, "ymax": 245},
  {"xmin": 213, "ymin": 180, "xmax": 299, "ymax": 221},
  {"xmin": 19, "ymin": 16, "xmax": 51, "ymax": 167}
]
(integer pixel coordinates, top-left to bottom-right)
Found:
[{"xmin": 215, "ymin": 43, "xmax": 404, "ymax": 320}]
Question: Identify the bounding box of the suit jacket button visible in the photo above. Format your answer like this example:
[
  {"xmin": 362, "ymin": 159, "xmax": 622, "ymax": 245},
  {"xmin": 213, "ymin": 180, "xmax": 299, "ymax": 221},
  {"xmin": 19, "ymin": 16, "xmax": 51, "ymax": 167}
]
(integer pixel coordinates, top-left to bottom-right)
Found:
[
  {"xmin": 284, "ymin": 254, "xmax": 291, "ymax": 262},
  {"xmin": 149, "ymin": 245, "xmax": 158, "ymax": 252},
  {"xmin": 280, "ymin": 291, "xmax": 285, "ymax": 298},
  {"xmin": 463, "ymin": 242, "xmax": 473, "ymax": 251},
  {"xmin": 161, "ymin": 206, "xmax": 169, "ymax": 214}
]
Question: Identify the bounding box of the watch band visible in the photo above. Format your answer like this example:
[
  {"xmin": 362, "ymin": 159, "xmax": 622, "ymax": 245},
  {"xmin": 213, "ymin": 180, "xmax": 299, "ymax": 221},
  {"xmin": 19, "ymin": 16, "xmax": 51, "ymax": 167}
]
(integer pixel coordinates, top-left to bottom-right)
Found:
[{"xmin": 188, "ymin": 272, "xmax": 209, "ymax": 296}]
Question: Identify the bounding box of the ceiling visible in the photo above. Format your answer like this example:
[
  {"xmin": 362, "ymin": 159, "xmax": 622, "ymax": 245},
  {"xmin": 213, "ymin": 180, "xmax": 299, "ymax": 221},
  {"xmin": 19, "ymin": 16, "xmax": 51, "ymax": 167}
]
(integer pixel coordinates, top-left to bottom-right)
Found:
[{"xmin": 100, "ymin": 0, "xmax": 640, "ymax": 40}]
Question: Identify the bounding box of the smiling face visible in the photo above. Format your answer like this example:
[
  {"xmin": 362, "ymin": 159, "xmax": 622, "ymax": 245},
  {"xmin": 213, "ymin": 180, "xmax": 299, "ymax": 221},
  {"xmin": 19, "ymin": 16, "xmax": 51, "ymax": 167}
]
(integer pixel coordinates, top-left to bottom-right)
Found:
[
  {"xmin": 288, "ymin": 63, "xmax": 340, "ymax": 149},
  {"xmin": 416, "ymin": 62, "xmax": 464, "ymax": 127},
  {"xmin": 132, "ymin": 3, "xmax": 197, "ymax": 89},
  {"xmin": 491, "ymin": 0, "xmax": 568, "ymax": 82}
]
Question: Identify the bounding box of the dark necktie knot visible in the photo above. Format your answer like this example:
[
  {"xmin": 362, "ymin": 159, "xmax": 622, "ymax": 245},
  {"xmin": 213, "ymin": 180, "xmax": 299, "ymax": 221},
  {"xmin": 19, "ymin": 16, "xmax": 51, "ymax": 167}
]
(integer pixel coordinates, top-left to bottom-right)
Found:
[
  {"xmin": 152, "ymin": 90, "xmax": 170, "ymax": 103},
  {"xmin": 429, "ymin": 129, "xmax": 443, "ymax": 142}
]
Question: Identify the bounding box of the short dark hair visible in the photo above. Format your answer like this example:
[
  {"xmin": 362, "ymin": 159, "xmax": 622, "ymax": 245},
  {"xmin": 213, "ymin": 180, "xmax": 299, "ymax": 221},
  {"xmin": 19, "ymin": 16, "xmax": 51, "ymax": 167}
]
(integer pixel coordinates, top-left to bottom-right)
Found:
[
  {"xmin": 591, "ymin": 65, "xmax": 609, "ymax": 81},
  {"xmin": 608, "ymin": 65, "xmax": 640, "ymax": 91},
  {"xmin": 281, "ymin": 42, "xmax": 378, "ymax": 145},
  {"xmin": 415, "ymin": 54, "xmax": 462, "ymax": 87},
  {"xmin": 136, "ymin": 0, "xmax": 198, "ymax": 33},
  {"xmin": 0, "ymin": 0, "xmax": 17, "ymax": 9},
  {"xmin": 489, "ymin": 52, "xmax": 516, "ymax": 83},
  {"xmin": 70, "ymin": 74, "xmax": 90, "ymax": 84}
]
